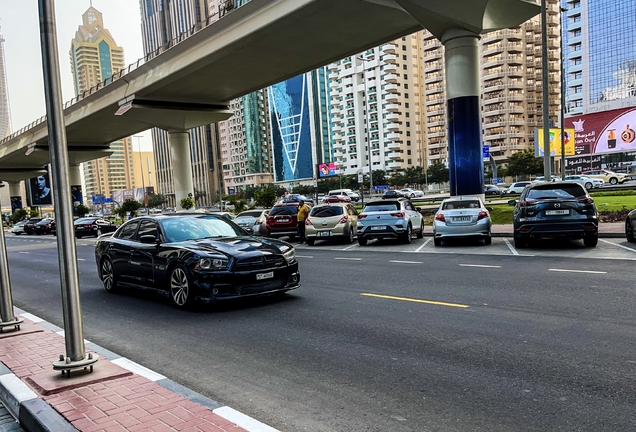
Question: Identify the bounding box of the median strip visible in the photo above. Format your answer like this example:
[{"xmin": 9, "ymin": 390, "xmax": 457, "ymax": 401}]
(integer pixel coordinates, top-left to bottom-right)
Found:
[{"xmin": 362, "ymin": 293, "xmax": 469, "ymax": 308}]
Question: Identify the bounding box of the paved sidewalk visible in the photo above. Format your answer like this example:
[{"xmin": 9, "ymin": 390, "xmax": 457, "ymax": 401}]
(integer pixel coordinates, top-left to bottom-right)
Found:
[{"xmin": 0, "ymin": 308, "xmax": 279, "ymax": 432}]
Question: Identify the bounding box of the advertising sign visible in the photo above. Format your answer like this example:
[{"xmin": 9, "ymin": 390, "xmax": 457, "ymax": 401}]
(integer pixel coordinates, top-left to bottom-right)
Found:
[
  {"xmin": 317, "ymin": 162, "xmax": 339, "ymax": 179},
  {"xmin": 28, "ymin": 171, "xmax": 53, "ymax": 206},
  {"xmin": 565, "ymin": 107, "xmax": 636, "ymax": 155},
  {"xmin": 535, "ymin": 128, "xmax": 576, "ymax": 157}
]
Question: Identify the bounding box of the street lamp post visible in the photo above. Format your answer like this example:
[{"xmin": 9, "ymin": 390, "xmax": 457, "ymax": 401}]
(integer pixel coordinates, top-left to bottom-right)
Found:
[
  {"xmin": 133, "ymin": 135, "xmax": 147, "ymax": 211},
  {"xmin": 541, "ymin": 0, "xmax": 551, "ymax": 180},
  {"xmin": 358, "ymin": 56, "xmax": 373, "ymax": 198},
  {"xmin": 560, "ymin": 7, "xmax": 569, "ymax": 180}
]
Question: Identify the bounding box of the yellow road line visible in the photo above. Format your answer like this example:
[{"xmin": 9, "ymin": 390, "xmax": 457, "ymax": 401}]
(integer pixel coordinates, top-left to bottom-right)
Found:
[{"xmin": 362, "ymin": 293, "xmax": 469, "ymax": 308}]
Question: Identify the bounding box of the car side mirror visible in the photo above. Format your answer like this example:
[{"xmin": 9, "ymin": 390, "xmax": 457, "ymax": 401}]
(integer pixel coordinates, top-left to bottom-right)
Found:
[
  {"xmin": 139, "ymin": 234, "xmax": 159, "ymax": 244},
  {"xmin": 244, "ymin": 227, "xmax": 254, "ymax": 235},
  {"xmin": 507, "ymin": 200, "xmax": 516, "ymax": 206}
]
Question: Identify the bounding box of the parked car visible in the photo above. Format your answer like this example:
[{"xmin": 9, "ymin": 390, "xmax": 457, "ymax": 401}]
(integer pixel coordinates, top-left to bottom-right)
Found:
[
  {"xmin": 506, "ymin": 181, "xmax": 531, "ymax": 194},
  {"xmin": 626, "ymin": 208, "xmax": 636, "ymax": 243},
  {"xmin": 191, "ymin": 208, "xmax": 235, "ymax": 220},
  {"xmin": 564, "ymin": 175, "xmax": 604, "ymax": 190},
  {"xmin": 95, "ymin": 213, "xmax": 300, "ymax": 308},
  {"xmin": 323, "ymin": 194, "xmax": 352, "ymax": 203},
  {"xmin": 509, "ymin": 181, "xmax": 598, "ymax": 248},
  {"xmin": 484, "ymin": 185, "xmax": 505, "ymax": 197},
  {"xmin": 51, "ymin": 220, "xmax": 57, "ymax": 236},
  {"xmin": 305, "ymin": 203, "xmax": 359, "ymax": 245},
  {"xmin": 328, "ymin": 189, "xmax": 360, "ymax": 202},
  {"xmin": 400, "ymin": 188, "xmax": 424, "ymax": 198},
  {"xmin": 581, "ymin": 169, "xmax": 629, "ymax": 185},
  {"xmin": 532, "ymin": 175, "xmax": 562, "ymax": 183},
  {"xmin": 11, "ymin": 221, "xmax": 26, "ymax": 235},
  {"xmin": 33, "ymin": 218, "xmax": 55, "ymax": 235},
  {"xmin": 382, "ymin": 190, "xmax": 405, "ymax": 199},
  {"xmin": 74, "ymin": 217, "xmax": 118, "ymax": 238},
  {"xmin": 265, "ymin": 202, "xmax": 301, "ymax": 239},
  {"xmin": 251, "ymin": 209, "xmax": 270, "ymax": 236},
  {"xmin": 234, "ymin": 209, "xmax": 265, "ymax": 230},
  {"xmin": 282, "ymin": 194, "xmax": 314, "ymax": 206},
  {"xmin": 23, "ymin": 218, "xmax": 43, "ymax": 235},
  {"xmin": 432, "ymin": 198, "xmax": 492, "ymax": 246},
  {"xmin": 356, "ymin": 198, "xmax": 424, "ymax": 245}
]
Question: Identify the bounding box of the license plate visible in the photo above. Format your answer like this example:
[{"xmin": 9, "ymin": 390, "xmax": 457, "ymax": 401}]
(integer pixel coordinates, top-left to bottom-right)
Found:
[
  {"xmin": 318, "ymin": 231, "xmax": 332, "ymax": 237},
  {"xmin": 278, "ymin": 218, "xmax": 290, "ymax": 223},
  {"xmin": 546, "ymin": 210, "xmax": 569, "ymax": 215},
  {"xmin": 256, "ymin": 271, "xmax": 274, "ymax": 280},
  {"xmin": 371, "ymin": 226, "xmax": 386, "ymax": 230},
  {"xmin": 453, "ymin": 216, "xmax": 471, "ymax": 222}
]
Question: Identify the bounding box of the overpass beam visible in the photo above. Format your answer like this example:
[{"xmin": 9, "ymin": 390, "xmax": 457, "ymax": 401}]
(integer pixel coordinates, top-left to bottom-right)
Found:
[{"xmin": 169, "ymin": 131, "xmax": 195, "ymax": 209}]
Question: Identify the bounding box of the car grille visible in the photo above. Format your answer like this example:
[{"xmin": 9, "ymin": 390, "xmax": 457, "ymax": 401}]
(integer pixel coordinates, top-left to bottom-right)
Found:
[
  {"xmin": 236, "ymin": 278, "xmax": 286, "ymax": 295},
  {"xmin": 234, "ymin": 256, "xmax": 286, "ymax": 272}
]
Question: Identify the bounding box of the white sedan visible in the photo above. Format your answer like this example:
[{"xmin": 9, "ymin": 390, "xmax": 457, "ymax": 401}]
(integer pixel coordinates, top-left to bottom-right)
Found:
[
  {"xmin": 400, "ymin": 188, "xmax": 424, "ymax": 198},
  {"xmin": 564, "ymin": 175, "xmax": 604, "ymax": 190},
  {"xmin": 433, "ymin": 197, "xmax": 492, "ymax": 246}
]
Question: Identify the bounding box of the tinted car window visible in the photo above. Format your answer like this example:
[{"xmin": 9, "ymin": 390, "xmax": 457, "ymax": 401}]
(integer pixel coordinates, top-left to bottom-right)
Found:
[
  {"xmin": 363, "ymin": 203, "xmax": 399, "ymax": 212},
  {"xmin": 311, "ymin": 206, "xmax": 343, "ymax": 217},
  {"xmin": 237, "ymin": 210, "xmax": 263, "ymax": 218},
  {"xmin": 270, "ymin": 206, "xmax": 298, "ymax": 216},
  {"xmin": 526, "ymin": 184, "xmax": 586, "ymax": 199},
  {"xmin": 75, "ymin": 218, "xmax": 97, "ymax": 225},
  {"xmin": 161, "ymin": 216, "xmax": 244, "ymax": 242},
  {"xmin": 116, "ymin": 221, "xmax": 140, "ymax": 240},
  {"xmin": 442, "ymin": 200, "xmax": 480, "ymax": 210},
  {"xmin": 136, "ymin": 220, "xmax": 159, "ymax": 240}
]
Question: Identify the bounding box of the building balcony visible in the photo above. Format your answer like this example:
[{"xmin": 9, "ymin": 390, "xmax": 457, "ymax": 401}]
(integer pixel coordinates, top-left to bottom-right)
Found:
[
  {"xmin": 382, "ymin": 64, "xmax": 397, "ymax": 74},
  {"xmin": 385, "ymin": 113, "xmax": 400, "ymax": 122},
  {"xmin": 384, "ymin": 83, "xmax": 399, "ymax": 93},
  {"xmin": 384, "ymin": 103, "xmax": 400, "ymax": 112},
  {"xmin": 424, "ymin": 62, "xmax": 443, "ymax": 72},
  {"xmin": 387, "ymin": 151, "xmax": 402, "ymax": 160},
  {"xmin": 425, "ymin": 75, "xmax": 443, "ymax": 84},
  {"xmin": 331, "ymin": 107, "xmax": 342, "ymax": 115},
  {"xmin": 483, "ymin": 58, "xmax": 505, "ymax": 68},
  {"xmin": 386, "ymin": 161, "xmax": 402, "ymax": 169},
  {"xmin": 481, "ymin": 32, "xmax": 504, "ymax": 44},
  {"xmin": 333, "ymin": 133, "xmax": 344, "ymax": 141},
  {"xmin": 427, "ymin": 109, "xmax": 445, "ymax": 116},
  {"xmin": 483, "ymin": 71, "xmax": 505, "ymax": 81},
  {"xmin": 427, "ymin": 142, "xmax": 446, "ymax": 149},
  {"xmin": 424, "ymin": 50, "xmax": 443, "ymax": 60},
  {"xmin": 382, "ymin": 54, "xmax": 397, "ymax": 63},
  {"xmin": 384, "ymin": 93, "xmax": 398, "ymax": 102},
  {"xmin": 385, "ymin": 122, "xmax": 400, "ymax": 131},
  {"xmin": 383, "ymin": 73, "xmax": 398, "ymax": 83},
  {"xmin": 332, "ymin": 124, "xmax": 344, "ymax": 133},
  {"xmin": 425, "ymin": 98, "xmax": 444, "ymax": 106},
  {"xmin": 328, "ymin": 72, "xmax": 339, "ymax": 80},
  {"xmin": 386, "ymin": 141, "xmax": 401, "ymax": 150},
  {"xmin": 427, "ymin": 131, "xmax": 446, "ymax": 138},
  {"xmin": 333, "ymin": 141, "xmax": 344, "ymax": 149},
  {"xmin": 381, "ymin": 43, "xmax": 397, "ymax": 54},
  {"xmin": 334, "ymin": 151, "xmax": 344, "ymax": 158},
  {"xmin": 386, "ymin": 132, "xmax": 401, "ymax": 140}
]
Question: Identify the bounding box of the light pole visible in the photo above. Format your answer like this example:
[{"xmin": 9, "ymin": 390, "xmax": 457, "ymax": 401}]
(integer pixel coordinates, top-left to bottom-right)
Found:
[
  {"xmin": 358, "ymin": 56, "xmax": 373, "ymax": 197},
  {"xmin": 541, "ymin": 0, "xmax": 551, "ymax": 180},
  {"xmin": 133, "ymin": 135, "xmax": 147, "ymax": 211},
  {"xmin": 560, "ymin": 7, "xmax": 569, "ymax": 180}
]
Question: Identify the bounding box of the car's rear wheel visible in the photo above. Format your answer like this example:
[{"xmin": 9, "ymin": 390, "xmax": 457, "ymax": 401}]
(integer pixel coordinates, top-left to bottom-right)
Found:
[
  {"xmin": 357, "ymin": 237, "xmax": 367, "ymax": 246},
  {"xmin": 585, "ymin": 182, "xmax": 593, "ymax": 190},
  {"xmin": 484, "ymin": 235, "xmax": 492, "ymax": 245},
  {"xmin": 514, "ymin": 233, "xmax": 526, "ymax": 249},
  {"xmin": 96, "ymin": 228, "xmax": 102, "ymax": 237},
  {"xmin": 584, "ymin": 234, "xmax": 598, "ymax": 247},
  {"xmin": 626, "ymin": 221, "xmax": 635, "ymax": 243},
  {"xmin": 416, "ymin": 225, "xmax": 424, "ymax": 239},
  {"xmin": 433, "ymin": 237, "xmax": 442, "ymax": 247},
  {"xmin": 169, "ymin": 264, "xmax": 194, "ymax": 309},
  {"xmin": 401, "ymin": 225, "xmax": 412, "ymax": 244},
  {"xmin": 347, "ymin": 227, "xmax": 354, "ymax": 244},
  {"xmin": 100, "ymin": 257, "xmax": 119, "ymax": 293},
  {"xmin": 306, "ymin": 238, "xmax": 315, "ymax": 246}
]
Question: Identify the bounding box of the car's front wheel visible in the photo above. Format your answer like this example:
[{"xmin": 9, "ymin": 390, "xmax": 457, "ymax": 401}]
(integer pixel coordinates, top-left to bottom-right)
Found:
[
  {"xmin": 306, "ymin": 238, "xmax": 315, "ymax": 246},
  {"xmin": 514, "ymin": 233, "xmax": 527, "ymax": 249},
  {"xmin": 610, "ymin": 177, "xmax": 618, "ymax": 185},
  {"xmin": 626, "ymin": 221, "xmax": 635, "ymax": 243},
  {"xmin": 169, "ymin": 264, "xmax": 194, "ymax": 309},
  {"xmin": 347, "ymin": 227, "xmax": 354, "ymax": 244},
  {"xmin": 584, "ymin": 234, "xmax": 598, "ymax": 247},
  {"xmin": 585, "ymin": 182, "xmax": 593, "ymax": 190},
  {"xmin": 100, "ymin": 257, "xmax": 119, "ymax": 293},
  {"xmin": 416, "ymin": 225, "xmax": 424, "ymax": 239},
  {"xmin": 357, "ymin": 237, "xmax": 367, "ymax": 246},
  {"xmin": 96, "ymin": 228, "xmax": 102, "ymax": 237}
]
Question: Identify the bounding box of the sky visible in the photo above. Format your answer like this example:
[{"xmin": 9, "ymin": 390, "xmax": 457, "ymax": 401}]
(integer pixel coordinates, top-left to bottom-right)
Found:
[{"xmin": 0, "ymin": 0, "xmax": 153, "ymax": 150}]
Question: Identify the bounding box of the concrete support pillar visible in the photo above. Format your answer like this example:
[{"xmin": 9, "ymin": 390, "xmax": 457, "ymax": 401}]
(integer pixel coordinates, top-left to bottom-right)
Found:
[
  {"xmin": 441, "ymin": 29, "xmax": 484, "ymax": 198},
  {"xmin": 169, "ymin": 131, "xmax": 195, "ymax": 209},
  {"xmin": 8, "ymin": 182, "xmax": 22, "ymax": 213},
  {"xmin": 69, "ymin": 164, "xmax": 83, "ymax": 208}
]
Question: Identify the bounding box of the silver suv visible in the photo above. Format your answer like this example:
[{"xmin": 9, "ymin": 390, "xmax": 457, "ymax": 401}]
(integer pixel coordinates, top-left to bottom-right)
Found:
[{"xmin": 356, "ymin": 198, "xmax": 424, "ymax": 245}]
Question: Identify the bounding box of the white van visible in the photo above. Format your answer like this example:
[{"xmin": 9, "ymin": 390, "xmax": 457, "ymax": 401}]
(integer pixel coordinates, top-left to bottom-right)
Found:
[{"xmin": 328, "ymin": 189, "xmax": 360, "ymax": 202}]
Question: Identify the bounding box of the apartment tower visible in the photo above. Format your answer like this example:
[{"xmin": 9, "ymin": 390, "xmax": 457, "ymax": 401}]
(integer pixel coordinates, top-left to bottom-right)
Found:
[{"xmin": 0, "ymin": 28, "xmax": 10, "ymax": 140}]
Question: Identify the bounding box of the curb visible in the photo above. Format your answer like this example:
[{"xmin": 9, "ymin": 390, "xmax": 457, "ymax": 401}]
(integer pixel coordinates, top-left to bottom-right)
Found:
[
  {"xmin": 0, "ymin": 308, "xmax": 280, "ymax": 432},
  {"xmin": 423, "ymin": 232, "xmax": 625, "ymax": 238}
]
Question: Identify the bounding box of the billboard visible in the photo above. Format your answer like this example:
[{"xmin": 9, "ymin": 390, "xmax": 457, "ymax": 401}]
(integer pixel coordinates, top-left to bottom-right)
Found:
[
  {"xmin": 28, "ymin": 171, "xmax": 53, "ymax": 206},
  {"xmin": 317, "ymin": 162, "xmax": 339, "ymax": 178},
  {"xmin": 535, "ymin": 128, "xmax": 576, "ymax": 157},
  {"xmin": 565, "ymin": 107, "xmax": 636, "ymax": 155}
]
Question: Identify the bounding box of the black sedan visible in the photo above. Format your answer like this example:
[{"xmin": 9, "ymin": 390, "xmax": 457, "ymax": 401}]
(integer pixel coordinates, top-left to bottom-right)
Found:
[
  {"xmin": 33, "ymin": 218, "xmax": 55, "ymax": 235},
  {"xmin": 23, "ymin": 218, "xmax": 43, "ymax": 235},
  {"xmin": 382, "ymin": 190, "xmax": 405, "ymax": 199},
  {"xmin": 94, "ymin": 213, "xmax": 301, "ymax": 308},
  {"xmin": 484, "ymin": 185, "xmax": 504, "ymax": 197},
  {"xmin": 626, "ymin": 208, "xmax": 636, "ymax": 243},
  {"xmin": 74, "ymin": 217, "xmax": 117, "ymax": 238}
]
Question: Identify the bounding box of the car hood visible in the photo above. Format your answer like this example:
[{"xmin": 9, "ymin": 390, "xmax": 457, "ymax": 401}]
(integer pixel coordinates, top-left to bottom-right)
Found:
[{"xmin": 173, "ymin": 236, "xmax": 291, "ymax": 257}]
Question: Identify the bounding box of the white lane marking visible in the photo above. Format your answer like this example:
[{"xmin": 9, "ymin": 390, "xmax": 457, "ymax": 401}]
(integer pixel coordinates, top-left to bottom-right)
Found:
[
  {"xmin": 213, "ymin": 406, "xmax": 280, "ymax": 432},
  {"xmin": 389, "ymin": 260, "xmax": 423, "ymax": 264},
  {"xmin": 112, "ymin": 358, "xmax": 167, "ymax": 382},
  {"xmin": 18, "ymin": 252, "xmax": 29, "ymax": 254},
  {"xmin": 295, "ymin": 255, "xmax": 313, "ymax": 258},
  {"xmin": 503, "ymin": 238, "xmax": 519, "ymax": 255},
  {"xmin": 459, "ymin": 264, "xmax": 501, "ymax": 268},
  {"xmin": 599, "ymin": 238, "xmax": 636, "ymax": 253},
  {"xmin": 335, "ymin": 257, "xmax": 362, "ymax": 261},
  {"xmin": 343, "ymin": 243, "xmax": 358, "ymax": 250},
  {"xmin": 77, "ymin": 258, "xmax": 86, "ymax": 261},
  {"xmin": 549, "ymin": 268, "xmax": 607, "ymax": 274},
  {"xmin": 415, "ymin": 238, "xmax": 431, "ymax": 252}
]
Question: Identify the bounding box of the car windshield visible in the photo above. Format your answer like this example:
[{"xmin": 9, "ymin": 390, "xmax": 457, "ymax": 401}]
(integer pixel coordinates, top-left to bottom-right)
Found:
[
  {"xmin": 237, "ymin": 211, "xmax": 262, "ymax": 218},
  {"xmin": 270, "ymin": 206, "xmax": 298, "ymax": 216},
  {"xmin": 310, "ymin": 206, "xmax": 343, "ymax": 217},
  {"xmin": 161, "ymin": 215, "xmax": 244, "ymax": 242},
  {"xmin": 442, "ymin": 200, "xmax": 480, "ymax": 210},
  {"xmin": 363, "ymin": 203, "xmax": 398, "ymax": 212},
  {"xmin": 527, "ymin": 184, "xmax": 586, "ymax": 199}
]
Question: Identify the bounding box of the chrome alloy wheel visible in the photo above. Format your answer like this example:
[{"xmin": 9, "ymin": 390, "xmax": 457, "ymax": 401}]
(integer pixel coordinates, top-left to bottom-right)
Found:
[
  {"xmin": 170, "ymin": 266, "xmax": 190, "ymax": 307},
  {"xmin": 101, "ymin": 258, "xmax": 116, "ymax": 292}
]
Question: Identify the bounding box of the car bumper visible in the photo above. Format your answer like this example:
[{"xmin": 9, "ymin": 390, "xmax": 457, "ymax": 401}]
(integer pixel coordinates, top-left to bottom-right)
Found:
[
  {"xmin": 306, "ymin": 225, "xmax": 349, "ymax": 239},
  {"xmin": 266, "ymin": 228, "xmax": 298, "ymax": 238},
  {"xmin": 514, "ymin": 220, "xmax": 598, "ymax": 239},
  {"xmin": 433, "ymin": 220, "xmax": 491, "ymax": 238},
  {"xmin": 357, "ymin": 225, "xmax": 406, "ymax": 239}
]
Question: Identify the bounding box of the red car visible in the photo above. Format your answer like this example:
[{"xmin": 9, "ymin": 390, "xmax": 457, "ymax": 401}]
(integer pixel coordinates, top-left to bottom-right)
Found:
[
  {"xmin": 324, "ymin": 194, "xmax": 352, "ymax": 203},
  {"xmin": 265, "ymin": 202, "xmax": 302, "ymax": 239}
]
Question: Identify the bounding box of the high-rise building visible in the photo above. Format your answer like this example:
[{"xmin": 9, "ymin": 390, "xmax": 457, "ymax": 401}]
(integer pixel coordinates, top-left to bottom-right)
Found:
[
  {"xmin": 563, "ymin": 0, "xmax": 636, "ymax": 117},
  {"xmin": 328, "ymin": 34, "xmax": 426, "ymax": 177},
  {"xmin": 0, "ymin": 28, "xmax": 11, "ymax": 140},
  {"xmin": 70, "ymin": 7, "xmax": 135, "ymax": 199},
  {"xmin": 140, "ymin": 0, "xmax": 224, "ymax": 207}
]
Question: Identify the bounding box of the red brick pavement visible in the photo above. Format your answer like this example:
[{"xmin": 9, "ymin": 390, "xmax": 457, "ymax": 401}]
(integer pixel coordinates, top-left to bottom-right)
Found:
[{"xmin": 0, "ymin": 319, "xmax": 248, "ymax": 432}]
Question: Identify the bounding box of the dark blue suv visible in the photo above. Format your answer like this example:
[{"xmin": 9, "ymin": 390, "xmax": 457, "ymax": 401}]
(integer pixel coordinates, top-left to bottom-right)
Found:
[{"xmin": 509, "ymin": 181, "xmax": 598, "ymax": 248}]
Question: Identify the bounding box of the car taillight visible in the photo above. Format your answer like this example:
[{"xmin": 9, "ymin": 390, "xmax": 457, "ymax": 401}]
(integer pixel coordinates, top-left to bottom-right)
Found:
[
  {"xmin": 84, "ymin": 225, "xmax": 94, "ymax": 229},
  {"xmin": 578, "ymin": 197, "xmax": 594, "ymax": 204},
  {"xmin": 358, "ymin": 214, "xmax": 368, "ymax": 219},
  {"xmin": 305, "ymin": 218, "xmax": 313, "ymax": 226},
  {"xmin": 337, "ymin": 215, "xmax": 348, "ymax": 224},
  {"xmin": 434, "ymin": 213, "xmax": 446, "ymax": 222},
  {"xmin": 477, "ymin": 211, "xmax": 489, "ymax": 220},
  {"xmin": 390, "ymin": 212, "xmax": 405, "ymax": 217},
  {"xmin": 519, "ymin": 199, "xmax": 538, "ymax": 207}
]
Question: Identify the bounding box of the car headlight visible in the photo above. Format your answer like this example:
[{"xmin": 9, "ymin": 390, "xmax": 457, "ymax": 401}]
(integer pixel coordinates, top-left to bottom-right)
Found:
[
  {"xmin": 283, "ymin": 249, "xmax": 296, "ymax": 264},
  {"xmin": 197, "ymin": 257, "xmax": 229, "ymax": 270}
]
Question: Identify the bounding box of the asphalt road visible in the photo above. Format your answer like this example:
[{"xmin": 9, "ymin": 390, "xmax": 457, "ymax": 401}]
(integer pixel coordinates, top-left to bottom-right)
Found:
[{"xmin": 4, "ymin": 235, "xmax": 636, "ymax": 431}]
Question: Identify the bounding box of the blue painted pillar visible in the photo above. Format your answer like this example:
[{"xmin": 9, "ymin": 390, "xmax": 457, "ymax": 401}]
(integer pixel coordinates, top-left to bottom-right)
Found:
[
  {"xmin": 9, "ymin": 182, "xmax": 22, "ymax": 213},
  {"xmin": 69, "ymin": 165, "xmax": 83, "ymax": 213},
  {"xmin": 441, "ymin": 29, "xmax": 483, "ymax": 197}
]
